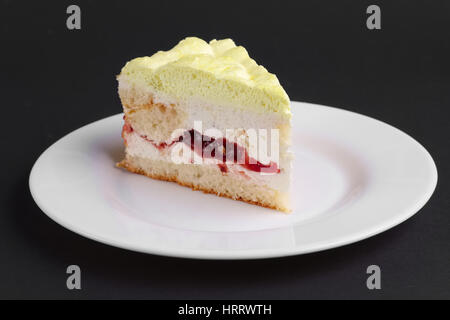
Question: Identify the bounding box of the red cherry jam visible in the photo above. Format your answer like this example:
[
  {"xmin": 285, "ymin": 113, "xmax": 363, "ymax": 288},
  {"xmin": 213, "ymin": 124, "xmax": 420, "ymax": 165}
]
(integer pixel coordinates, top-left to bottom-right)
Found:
[
  {"xmin": 122, "ymin": 123, "xmax": 280, "ymax": 174},
  {"xmin": 179, "ymin": 130, "xmax": 280, "ymax": 174}
]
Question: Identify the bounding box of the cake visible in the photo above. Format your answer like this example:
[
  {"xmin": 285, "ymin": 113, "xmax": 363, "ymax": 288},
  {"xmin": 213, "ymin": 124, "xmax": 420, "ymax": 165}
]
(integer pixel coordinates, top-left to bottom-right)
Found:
[{"xmin": 117, "ymin": 37, "xmax": 292, "ymax": 212}]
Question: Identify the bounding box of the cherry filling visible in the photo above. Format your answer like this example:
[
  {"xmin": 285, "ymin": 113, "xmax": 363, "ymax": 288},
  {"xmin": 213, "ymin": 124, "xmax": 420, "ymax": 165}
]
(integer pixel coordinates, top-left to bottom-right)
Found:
[
  {"xmin": 180, "ymin": 130, "xmax": 279, "ymax": 174},
  {"xmin": 122, "ymin": 124, "xmax": 280, "ymax": 174},
  {"xmin": 122, "ymin": 122, "xmax": 178, "ymax": 150}
]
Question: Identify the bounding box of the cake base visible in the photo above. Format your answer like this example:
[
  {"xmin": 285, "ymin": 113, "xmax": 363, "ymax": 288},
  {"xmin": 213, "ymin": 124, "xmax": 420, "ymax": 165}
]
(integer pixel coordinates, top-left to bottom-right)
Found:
[{"xmin": 117, "ymin": 155, "xmax": 290, "ymax": 212}]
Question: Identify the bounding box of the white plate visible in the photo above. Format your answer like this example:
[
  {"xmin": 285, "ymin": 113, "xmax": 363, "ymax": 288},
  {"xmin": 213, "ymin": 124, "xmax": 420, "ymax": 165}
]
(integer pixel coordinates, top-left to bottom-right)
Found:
[{"xmin": 29, "ymin": 102, "xmax": 438, "ymax": 260}]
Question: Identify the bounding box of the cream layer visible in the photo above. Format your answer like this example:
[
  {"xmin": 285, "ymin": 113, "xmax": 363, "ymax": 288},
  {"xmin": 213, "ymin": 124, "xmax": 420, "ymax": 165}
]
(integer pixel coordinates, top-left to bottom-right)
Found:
[{"xmin": 124, "ymin": 129, "xmax": 290, "ymax": 193}]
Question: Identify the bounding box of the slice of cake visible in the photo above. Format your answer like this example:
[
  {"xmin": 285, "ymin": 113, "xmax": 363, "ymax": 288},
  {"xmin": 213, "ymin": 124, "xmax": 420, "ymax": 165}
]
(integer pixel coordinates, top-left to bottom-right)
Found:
[{"xmin": 117, "ymin": 37, "xmax": 292, "ymax": 212}]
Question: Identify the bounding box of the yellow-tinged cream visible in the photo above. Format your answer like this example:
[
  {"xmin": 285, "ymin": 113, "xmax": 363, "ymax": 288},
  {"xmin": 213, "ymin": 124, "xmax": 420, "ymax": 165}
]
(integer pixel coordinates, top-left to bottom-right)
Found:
[{"xmin": 120, "ymin": 37, "xmax": 291, "ymax": 118}]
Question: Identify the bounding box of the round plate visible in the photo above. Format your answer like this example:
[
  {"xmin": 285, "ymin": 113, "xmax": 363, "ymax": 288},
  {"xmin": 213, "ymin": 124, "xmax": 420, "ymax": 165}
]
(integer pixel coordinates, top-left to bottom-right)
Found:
[{"xmin": 29, "ymin": 102, "xmax": 438, "ymax": 259}]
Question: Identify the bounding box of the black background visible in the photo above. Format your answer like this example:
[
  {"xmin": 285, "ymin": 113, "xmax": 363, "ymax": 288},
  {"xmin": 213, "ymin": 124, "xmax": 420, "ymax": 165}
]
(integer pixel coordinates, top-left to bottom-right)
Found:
[{"xmin": 1, "ymin": 0, "xmax": 449, "ymax": 299}]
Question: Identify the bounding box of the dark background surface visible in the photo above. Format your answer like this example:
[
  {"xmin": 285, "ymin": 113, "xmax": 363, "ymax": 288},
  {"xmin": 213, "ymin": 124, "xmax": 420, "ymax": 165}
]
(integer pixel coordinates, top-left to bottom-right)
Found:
[{"xmin": 1, "ymin": 0, "xmax": 449, "ymax": 299}]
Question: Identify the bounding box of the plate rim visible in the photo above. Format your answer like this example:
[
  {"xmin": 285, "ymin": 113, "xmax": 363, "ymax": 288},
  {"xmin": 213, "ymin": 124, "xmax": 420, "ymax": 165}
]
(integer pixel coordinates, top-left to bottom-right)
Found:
[{"xmin": 29, "ymin": 101, "xmax": 438, "ymax": 260}]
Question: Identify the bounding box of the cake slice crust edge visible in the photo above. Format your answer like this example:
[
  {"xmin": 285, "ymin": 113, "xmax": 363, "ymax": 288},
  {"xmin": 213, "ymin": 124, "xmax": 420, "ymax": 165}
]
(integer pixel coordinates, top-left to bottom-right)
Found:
[{"xmin": 117, "ymin": 156, "xmax": 291, "ymax": 213}]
